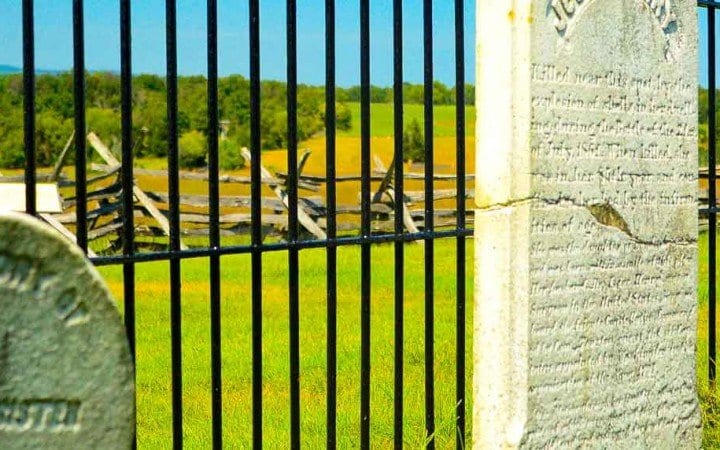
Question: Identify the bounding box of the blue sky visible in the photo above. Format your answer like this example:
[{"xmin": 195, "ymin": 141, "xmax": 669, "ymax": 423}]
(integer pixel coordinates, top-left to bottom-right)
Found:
[
  {"xmin": 4, "ymin": 3, "xmax": 716, "ymax": 87},
  {"xmin": 0, "ymin": 0, "xmax": 476, "ymax": 87},
  {"xmin": 700, "ymin": 9, "xmax": 710, "ymax": 87}
]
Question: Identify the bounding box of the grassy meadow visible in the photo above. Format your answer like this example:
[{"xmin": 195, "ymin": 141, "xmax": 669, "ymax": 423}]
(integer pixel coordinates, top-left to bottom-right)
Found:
[
  {"xmin": 96, "ymin": 229, "xmax": 720, "ymax": 448},
  {"xmin": 699, "ymin": 232, "xmax": 720, "ymax": 449},
  {"xmin": 338, "ymin": 103, "xmax": 476, "ymax": 138},
  {"xmin": 98, "ymin": 239, "xmax": 473, "ymax": 448}
]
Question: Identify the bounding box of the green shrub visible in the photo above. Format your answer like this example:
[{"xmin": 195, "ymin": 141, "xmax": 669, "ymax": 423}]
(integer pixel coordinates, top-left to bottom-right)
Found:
[
  {"xmin": 219, "ymin": 139, "xmax": 246, "ymax": 171},
  {"xmin": 179, "ymin": 130, "xmax": 207, "ymax": 168},
  {"xmin": 0, "ymin": 128, "xmax": 24, "ymax": 168},
  {"xmin": 402, "ymin": 118, "xmax": 424, "ymax": 163},
  {"xmin": 35, "ymin": 111, "xmax": 73, "ymax": 166},
  {"xmin": 336, "ymin": 103, "xmax": 352, "ymax": 131}
]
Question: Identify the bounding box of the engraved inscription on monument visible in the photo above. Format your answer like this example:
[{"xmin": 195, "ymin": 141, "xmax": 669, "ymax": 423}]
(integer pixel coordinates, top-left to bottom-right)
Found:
[
  {"xmin": 0, "ymin": 399, "xmax": 81, "ymax": 432},
  {"xmin": 475, "ymin": 0, "xmax": 699, "ymax": 447},
  {"xmin": 0, "ymin": 213, "xmax": 134, "ymax": 450},
  {"xmin": 551, "ymin": 0, "xmax": 676, "ymax": 33}
]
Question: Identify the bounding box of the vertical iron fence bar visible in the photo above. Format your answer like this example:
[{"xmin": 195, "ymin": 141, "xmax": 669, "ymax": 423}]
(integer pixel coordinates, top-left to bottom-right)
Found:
[
  {"xmin": 709, "ymin": 4, "xmax": 717, "ymax": 383},
  {"xmin": 453, "ymin": 0, "xmax": 466, "ymax": 446},
  {"xmin": 119, "ymin": 0, "xmax": 136, "ymax": 363},
  {"xmin": 325, "ymin": 1, "xmax": 338, "ymax": 446},
  {"xmin": 392, "ymin": 0, "xmax": 404, "ymax": 447},
  {"xmin": 22, "ymin": 0, "xmax": 36, "ymax": 216},
  {"xmin": 73, "ymin": 0, "xmax": 87, "ymax": 253},
  {"xmin": 249, "ymin": 0, "xmax": 264, "ymax": 446},
  {"xmin": 166, "ymin": 1, "xmax": 184, "ymax": 448},
  {"xmin": 360, "ymin": 0, "xmax": 372, "ymax": 447},
  {"xmin": 119, "ymin": 4, "xmax": 137, "ymax": 449},
  {"xmin": 286, "ymin": 0, "xmax": 301, "ymax": 447},
  {"xmin": 206, "ymin": 1, "xmax": 223, "ymax": 446},
  {"xmin": 423, "ymin": 0, "xmax": 436, "ymax": 447}
]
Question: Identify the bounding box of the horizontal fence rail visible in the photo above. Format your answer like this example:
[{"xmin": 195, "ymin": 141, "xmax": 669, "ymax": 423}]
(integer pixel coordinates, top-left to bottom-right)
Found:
[{"xmin": 16, "ymin": 0, "xmax": 471, "ymax": 448}]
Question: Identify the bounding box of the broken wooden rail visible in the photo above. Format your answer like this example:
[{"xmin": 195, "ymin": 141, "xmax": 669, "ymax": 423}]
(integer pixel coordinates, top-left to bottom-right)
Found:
[{"xmin": 11, "ymin": 133, "xmax": 474, "ymax": 252}]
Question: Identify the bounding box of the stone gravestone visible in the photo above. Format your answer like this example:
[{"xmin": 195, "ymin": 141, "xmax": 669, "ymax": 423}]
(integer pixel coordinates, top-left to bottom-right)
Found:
[
  {"xmin": 0, "ymin": 213, "xmax": 134, "ymax": 449},
  {"xmin": 475, "ymin": 0, "xmax": 699, "ymax": 448}
]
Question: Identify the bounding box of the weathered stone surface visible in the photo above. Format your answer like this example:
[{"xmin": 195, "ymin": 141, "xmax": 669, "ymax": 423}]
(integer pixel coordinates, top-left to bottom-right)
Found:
[
  {"xmin": 474, "ymin": 0, "xmax": 699, "ymax": 448},
  {"xmin": 0, "ymin": 213, "xmax": 134, "ymax": 449}
]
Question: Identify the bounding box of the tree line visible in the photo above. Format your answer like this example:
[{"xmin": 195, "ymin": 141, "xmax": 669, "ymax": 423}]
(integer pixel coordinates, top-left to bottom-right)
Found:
[
  {"xmin": 336, "ymin": 81, "xmax": 474, "ymax": 105},
  {"xmin": 0, "ymin": 71, "xmax": 473, "ymax": 169},
  {"xmin": 699, "ymin": 87, "xmax": 713, "ymax": 166}
]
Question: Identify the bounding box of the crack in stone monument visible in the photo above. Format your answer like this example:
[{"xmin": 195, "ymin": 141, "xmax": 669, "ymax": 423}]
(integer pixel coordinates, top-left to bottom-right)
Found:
[{"xmin": 477, "ymin": 197, "xmax": 694, "ymax": 247}]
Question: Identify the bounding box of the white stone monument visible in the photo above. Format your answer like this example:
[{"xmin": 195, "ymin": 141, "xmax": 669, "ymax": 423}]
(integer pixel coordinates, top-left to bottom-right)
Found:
[
  {"xmin": 474, "ymin": 0, "xmax": 699, "ymax": 447},
  {"xmin": 0, "ymin": 213, "xmax": 134, "ymax": 449}
]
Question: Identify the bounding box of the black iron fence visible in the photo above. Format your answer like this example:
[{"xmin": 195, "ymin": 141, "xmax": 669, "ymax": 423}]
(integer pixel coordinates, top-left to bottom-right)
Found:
[
  {"xmin": 18, "ymin": 0, "xmax": 471, "ymax": 448},
  {"xmin": 700, "ymin": 0, "xmax": 719, "ymax": 384}
]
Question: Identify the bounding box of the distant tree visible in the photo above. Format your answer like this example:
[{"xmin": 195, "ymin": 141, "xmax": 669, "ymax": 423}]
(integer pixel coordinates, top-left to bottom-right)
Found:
[
  {"xmin": 0, "ymin": 71, "xmax": 475, "ymax": 168},
  {"xmin": 36, "ymin": 73, "xmax": 73, "ymax": 117},
  {"xmin": 699, "ymin": 122, "xmax": 709, "ymax": 167},
  {"xmin": 402, "ymin": 119, "xmax": 424, "ymax": 163},
  {"xmin": 336, "ymin": 103, "xmax": 352, "ymax": 131},
  {"xmin": 35, "ymin": 111, "xmax": 73, "ymax": 166},
  {"xmin": 320, "ymin": 102, "xmax": 352, "ymax": 132},
  {"xmin": 337, "ymin": 86, "xmax": 361, "ymax": 102},
  {"xmin": 134, "ymin": 74, "xmax": 166, "ymax": 92},
  {"xmin": 219, "ymin": 137, "xmax": 246, "ymax": 171},
  {"xmin": 297, "ymin": 88, "xmax": 323, "ymax": 140},
  {"xmin": 179, "ymin": 76, "xmax": 209, "ymax": 134},
  {"xmin": 179, "ymin": 130, "xmax": 207, "ymax": 168},
  {"xmin": 133, "ymin": 91, "xmax": 168, "ymax": 157},
  {"xmin": 87, "ymin": 107, "xmax": 121, "ymax": 148},
  {"xmin": 699, "ymin": 87, "xmax": 709, "ymax": 125},
  {"xmin": 464, "ymin": 84, "xmax": 475, "ymax": 105},
  {"xmin": 370, "ymin": 86, "xmax": 391, "ymax": 103},
  {"xmin": 262, "ymin": 111, "xmax": 287, "ymax": 149},
  {"xmin": 0, "ymin": 109, "xmax": 24, "ymax": 168},
  {"xmin": 432, "ymin": 81, "xmax": 452, "ymax": 105},
  {"xmin": 219, "ymin": 75, "xmax": 250, "ymax": 125},
  {"xmin": 403, "ymin": 83, "xmax": 424, "ymax": 104},
  {"xmin": 86, "ymin": 72, "xmax": 121, "ymax": 109}
]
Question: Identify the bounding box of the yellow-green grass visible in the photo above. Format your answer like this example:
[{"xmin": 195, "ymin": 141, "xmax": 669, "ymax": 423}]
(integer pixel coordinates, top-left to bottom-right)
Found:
[
  {"xmin": 699, "ymin": 231, "xmax": 720, "ymax": 448},
  {"xmin": 98, "ymin": 229, "xmax": 720, "ymax": 449},
  {"xmin": 98, "ymin": 238, "xmax": 473, "ymax": 448},
  {"xmin": 339, "ymin": 103, "xmax": 476, "ymax": 138}
]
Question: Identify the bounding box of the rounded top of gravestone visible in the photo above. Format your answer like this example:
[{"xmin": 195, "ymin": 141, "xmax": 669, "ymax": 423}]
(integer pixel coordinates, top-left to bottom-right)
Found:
[{"xmin": 0, "ymin": 213, "xmax": 134, "ymax": 450}]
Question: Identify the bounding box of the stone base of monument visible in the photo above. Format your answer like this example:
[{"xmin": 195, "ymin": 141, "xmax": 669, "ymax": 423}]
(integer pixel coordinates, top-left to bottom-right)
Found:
[
  {"xmin": 0, "ymin": 212, "xmax": 134, "ymax": 450},
  {"xmin": 474, "ymin": 0, "xmax": 700, "ymax": 448}
]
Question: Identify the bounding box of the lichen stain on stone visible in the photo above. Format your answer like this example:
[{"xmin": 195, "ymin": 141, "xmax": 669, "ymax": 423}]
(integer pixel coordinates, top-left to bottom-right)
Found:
[
  {"xmin": 587, "ymin": 203, "xmax": 632, "ymax": 236},
  {"xmin": 0, "ymin": 331, "xmax": 8, "ymax": 386},
  {"xmin": 528, "ymin": 3, "xmax": 534, "ymax": 24}
]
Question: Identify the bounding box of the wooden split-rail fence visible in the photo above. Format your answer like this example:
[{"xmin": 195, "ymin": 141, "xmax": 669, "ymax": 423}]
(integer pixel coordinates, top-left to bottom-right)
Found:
[{"xmin": 0, "ymin": 133, "xmax": 475, "ymax": 253}]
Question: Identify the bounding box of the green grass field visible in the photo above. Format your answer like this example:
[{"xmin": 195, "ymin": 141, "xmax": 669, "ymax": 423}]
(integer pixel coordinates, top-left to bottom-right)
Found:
[
  {"xmin": 698, "ymin": 232, "xmax": 720, "ymax": 448},
  {"xmin": 94, "ymin": 229, "xmax": 720, "ymax": 448},
  {"xmin": 98, "ymin": 238, "xmax": 473, "ymax": 448},
  {"xmin": 339, "ymin": 103, "xmax": 476, "ymax": 138}
]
